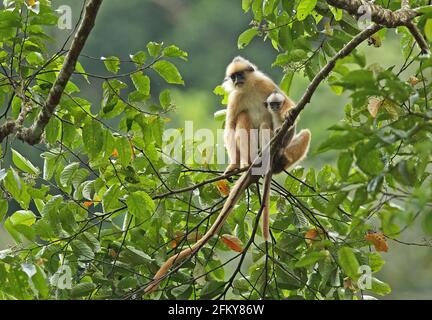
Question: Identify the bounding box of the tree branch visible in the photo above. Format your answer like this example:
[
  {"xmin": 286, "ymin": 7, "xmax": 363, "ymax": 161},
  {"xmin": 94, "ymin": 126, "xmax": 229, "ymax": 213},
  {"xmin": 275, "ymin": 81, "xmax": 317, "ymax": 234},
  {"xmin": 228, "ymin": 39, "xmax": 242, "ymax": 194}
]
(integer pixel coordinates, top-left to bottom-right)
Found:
[
  {"xmin": 326, "ymin": 0, "xmax": 430, "ymax": 54},
  {"xmin": 0, "ymin": 0, "xmax": 103, "ymax": 144},
  {"xmin": 326, "ymin": 0, "xmax": 418, "ymax": 27}
]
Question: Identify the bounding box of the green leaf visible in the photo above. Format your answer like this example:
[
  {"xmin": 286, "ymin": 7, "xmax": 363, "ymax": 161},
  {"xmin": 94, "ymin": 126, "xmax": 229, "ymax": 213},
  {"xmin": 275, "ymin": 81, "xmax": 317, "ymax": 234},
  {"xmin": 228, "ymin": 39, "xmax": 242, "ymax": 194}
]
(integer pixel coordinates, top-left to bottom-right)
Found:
[
  {"xmin": 317, "ymin": 132, "xmax": 363, "ymax": 153},
  {"xmin": 102, "ymin": 56, "xmax": 120, "ymax": 74},
  {"xmin": 151, "ymin": 60, "xmax": 184, "ymax": 85},
  {"xmin": 0, "ymin": 199, "xmax": 8, "ymax": 222},
  {"xmin": 10, "ymin": 210, "xmax": 36, "ymax": 226},
  {"xmin": 368, "ymin": 252, "xmax": 385, "ymax": 273},
  {"xmin": 159, "ymin": 89, "xmax": 172, "ymax": 109},
  {"xmin": 371, "ymin": 278, "xmax": 391, "ymax": 295},
  {"xmin": 70, "ymin": 240, "xmax": 95, "ymax": 261},
  {"xmin": 130, "ymin": 51, "xmax": 147, "ymax": 65},
  {"xmin": 60, "ymin": 162, "xmax": 80, "ymax": 188},
  {"xmin": 126, "ymin": 191, "xmax": 155, "ymax": 219},
  {"xmin": 200, "ymin": 281, "xmax": 225, "ymax": 299},
  {"xmin": 296, "ymin": 0, "xmax": 317, "ymax": 21},
  {"xmin": 338, "ymin": 247, "xmax": 360, "ymax": 280},
  {"xmin": 279, "ymin": 26, "xmax": 293, "ymax": 51},
  {"xmin": 82, "ymin": 120, "xmax": 104, "ymax": 159},
  {"xmin": 70, "ymin": 282, "xmax": 97, "ymax": 298},
  {"xmin": 26, "ymin": 52, "xmax": 44, "ymax": 66},
  {"xmin": 295, "ymin": 251, "xmax": 328, "ymax": 268},
  {"xmin": 130, "ymin": 71, "xmax": 150, "ymax": 96},
  {"xmin": 119, "ymin": 246, "xmax": 153, "ymax": 266},
  {"xmin": 337, "ymin": 151, "xmax": 353, "ymax": 179},
  {"xmin": 147, "ymin": 42, "xmax": 163, "ymax": 57},
  {"xmin": 280, "ymin": 72, "xmax": 294, "ymax": 95},
  {"xmin": 162, "ymin": 45, "xmax": 188, "ymax": 60},
  {"xmin": 12, "ymin": 149, "xmax": 40, "ymax": 175},
  {"xmin": 242, "ymin": 0, "xmax": 253, "ymax": 12},
  {"xmin": 423, "ymin": 212, "xmax": 432, "ymax": 235},
  {"xmin": 425, "ymin": 19, "xmax": 432, "ymax": 42},
  {"xmin": 355, "ymin": 144, "xmax": 384, "ymax": 176},
  {"xmin": 102, "ymin": 185, "xmax": 123, "ymax": 213},
  {"xmin": 76, "ymin": 62, "xmax": 90, "ymax": 83},
  {"xmin": 171, "ymin": 285, "xmax": 192, "ymax": 299},
  {"xmin": 329, "ymin": 6, "xmax": 343, "ymax": 21},
  {"xmin": 238, "ymin": 28, "xmax": 258, "ymax": 49},
  {"xmin": 117, "ymin": 136, "xmax": 132, "ymax": 167},
  {"xmin": 45, "ymin": 117, "xmax": 60, "ymax": 144},
  {"xmin": 214, "ymin": 109, "xmax": 227, "ymax": 122},
  {"xmin": 31, "ymin": 266, "xmax": 49, "ymax": 299}
]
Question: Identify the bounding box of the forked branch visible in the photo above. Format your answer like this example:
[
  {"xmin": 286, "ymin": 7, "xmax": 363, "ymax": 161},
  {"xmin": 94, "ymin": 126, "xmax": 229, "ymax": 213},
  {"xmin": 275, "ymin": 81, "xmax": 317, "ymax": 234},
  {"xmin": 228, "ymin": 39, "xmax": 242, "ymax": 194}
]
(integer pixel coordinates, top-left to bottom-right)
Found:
[{"xmin": 0, "ymin": 0, "xmax": 103, "ymax": 144}]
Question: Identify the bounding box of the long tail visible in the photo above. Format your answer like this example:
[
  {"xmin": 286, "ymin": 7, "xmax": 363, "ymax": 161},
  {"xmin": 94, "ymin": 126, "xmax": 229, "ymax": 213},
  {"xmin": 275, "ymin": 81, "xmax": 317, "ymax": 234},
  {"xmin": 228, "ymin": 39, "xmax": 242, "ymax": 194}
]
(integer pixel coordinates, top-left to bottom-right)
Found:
[
  {"xmin": 262, "ymin": 171, "xmax": 272, "ymax": 242},
  {"xmin": 145, "ymin": 172, "xmax": 255, "ymax": 293}
]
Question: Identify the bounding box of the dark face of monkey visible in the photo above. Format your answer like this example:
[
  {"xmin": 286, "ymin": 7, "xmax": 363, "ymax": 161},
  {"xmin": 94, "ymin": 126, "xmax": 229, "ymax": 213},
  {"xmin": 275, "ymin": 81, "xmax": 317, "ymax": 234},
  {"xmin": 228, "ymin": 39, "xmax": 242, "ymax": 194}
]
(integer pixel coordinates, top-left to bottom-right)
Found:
[
  {"xmin": 264, "ymin": 100, "xmax": 282, "ymax": 112},
  {"xmin": 228, "ymin": 66, "xmax": 254, "ymax": 87},
  {"xmin": 230, "ymin": 71, "xmax": 246, "ymax": 86}
]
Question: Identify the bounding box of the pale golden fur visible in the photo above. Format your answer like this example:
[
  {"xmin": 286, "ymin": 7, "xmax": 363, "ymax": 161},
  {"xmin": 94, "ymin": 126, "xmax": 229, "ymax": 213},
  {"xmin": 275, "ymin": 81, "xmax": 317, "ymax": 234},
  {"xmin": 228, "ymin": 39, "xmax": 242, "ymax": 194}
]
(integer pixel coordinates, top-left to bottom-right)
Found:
[
  {"xmin": 262, "ymin": 91, "xmax": 311, "ymax": 241},
  {"xmin": 223, "ymin": 56, "xmax": 276, "ymax": 173}
]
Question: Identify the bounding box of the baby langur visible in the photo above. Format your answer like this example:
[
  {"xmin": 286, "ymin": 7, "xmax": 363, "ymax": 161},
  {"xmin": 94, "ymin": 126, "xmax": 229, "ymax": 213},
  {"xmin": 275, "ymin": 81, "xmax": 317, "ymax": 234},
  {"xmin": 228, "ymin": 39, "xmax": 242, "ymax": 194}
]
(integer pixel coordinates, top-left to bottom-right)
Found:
[{"xmin": 261, "ymin": 91, "xmax": 311, "ymax": 241}]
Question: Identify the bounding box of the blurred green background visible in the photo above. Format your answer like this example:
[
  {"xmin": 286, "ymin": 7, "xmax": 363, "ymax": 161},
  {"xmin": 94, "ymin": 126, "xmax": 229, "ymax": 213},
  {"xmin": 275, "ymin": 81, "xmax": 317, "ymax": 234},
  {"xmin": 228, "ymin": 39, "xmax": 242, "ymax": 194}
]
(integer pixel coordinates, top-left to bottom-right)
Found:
[{"xmin": 1, "ymin": 0, "xmax": 431, "ymax": 299}]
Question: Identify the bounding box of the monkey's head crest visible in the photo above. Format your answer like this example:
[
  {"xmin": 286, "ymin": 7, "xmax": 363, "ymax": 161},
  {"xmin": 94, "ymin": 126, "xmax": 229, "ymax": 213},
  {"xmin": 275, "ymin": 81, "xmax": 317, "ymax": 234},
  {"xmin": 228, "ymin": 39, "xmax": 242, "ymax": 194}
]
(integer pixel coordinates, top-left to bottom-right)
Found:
[
  {"xmin": 222, "ymin": 56, "xmax": 257, "ymax": 92},
  {"xmin": 226, "ymin": 56, "xmax": 256, "ymax": 76}
]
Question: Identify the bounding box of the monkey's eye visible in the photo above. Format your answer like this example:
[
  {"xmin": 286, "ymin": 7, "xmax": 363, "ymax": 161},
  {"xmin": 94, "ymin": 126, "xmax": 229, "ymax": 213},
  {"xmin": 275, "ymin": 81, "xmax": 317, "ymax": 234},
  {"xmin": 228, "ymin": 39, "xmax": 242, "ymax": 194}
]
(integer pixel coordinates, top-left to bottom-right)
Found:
[{"xmin": 230, "ymin": 72, "xmax": 244, "ymax": 82}]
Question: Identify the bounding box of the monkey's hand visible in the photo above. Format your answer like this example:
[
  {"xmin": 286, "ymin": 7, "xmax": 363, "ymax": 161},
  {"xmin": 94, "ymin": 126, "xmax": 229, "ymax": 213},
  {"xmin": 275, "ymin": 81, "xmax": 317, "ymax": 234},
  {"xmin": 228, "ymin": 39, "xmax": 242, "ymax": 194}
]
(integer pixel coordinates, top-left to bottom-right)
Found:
[
  {"xmin": 283, "ymin": 108, "xmax": 295, "ymax": 122},
  {"xmin": 224, "ymin": 163, "xmax": 239, "ymax": 176}
]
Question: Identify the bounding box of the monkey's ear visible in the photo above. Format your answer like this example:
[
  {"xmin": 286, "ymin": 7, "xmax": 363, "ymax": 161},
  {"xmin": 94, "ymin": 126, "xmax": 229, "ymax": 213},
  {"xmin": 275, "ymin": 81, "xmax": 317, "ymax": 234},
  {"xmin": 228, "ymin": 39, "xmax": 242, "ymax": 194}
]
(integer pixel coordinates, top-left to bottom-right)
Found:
[
  {"xmin": 247, "ymin": 66, "xmax": 255, "ymax": 72},
  {"xmin": 263, "ymin": 102, "xmax": 268, "ymax": 108}
]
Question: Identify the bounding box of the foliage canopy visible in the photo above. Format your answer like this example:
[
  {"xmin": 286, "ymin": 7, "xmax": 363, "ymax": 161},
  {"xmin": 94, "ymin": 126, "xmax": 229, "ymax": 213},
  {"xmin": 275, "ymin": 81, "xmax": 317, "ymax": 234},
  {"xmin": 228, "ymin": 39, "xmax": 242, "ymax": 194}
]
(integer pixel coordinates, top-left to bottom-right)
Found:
[{"xmin": 0, "ymin": 0, "xmax": 431, "ymax": 300}]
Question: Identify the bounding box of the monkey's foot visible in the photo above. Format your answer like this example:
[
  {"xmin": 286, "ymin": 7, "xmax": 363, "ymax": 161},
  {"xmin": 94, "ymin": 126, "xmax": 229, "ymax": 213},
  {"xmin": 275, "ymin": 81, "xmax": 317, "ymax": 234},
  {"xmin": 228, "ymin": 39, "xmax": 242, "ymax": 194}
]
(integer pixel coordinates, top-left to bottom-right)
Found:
[
  {"xmin": 240, "ymin": 162, "xmax": 250, "ymax": 170},
  {"xmin": 224, "ymin": 164, "xmax": 239, "ymax": 175}
]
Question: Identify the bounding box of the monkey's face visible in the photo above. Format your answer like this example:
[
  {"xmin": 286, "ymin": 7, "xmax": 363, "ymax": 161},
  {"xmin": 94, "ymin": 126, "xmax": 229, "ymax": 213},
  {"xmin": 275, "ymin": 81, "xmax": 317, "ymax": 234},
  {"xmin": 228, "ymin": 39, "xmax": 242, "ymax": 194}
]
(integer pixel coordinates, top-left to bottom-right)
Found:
[
  {"xmin": 264, "ymin": 100, "xmax": 282, "ymax": 113},
  {"xmin": 225, "ymin": 59, "xmax": 255, "ymax": 89},
  {"xmin": 230, "ymin": 71, "xmax": 246, "ymax": 87}
]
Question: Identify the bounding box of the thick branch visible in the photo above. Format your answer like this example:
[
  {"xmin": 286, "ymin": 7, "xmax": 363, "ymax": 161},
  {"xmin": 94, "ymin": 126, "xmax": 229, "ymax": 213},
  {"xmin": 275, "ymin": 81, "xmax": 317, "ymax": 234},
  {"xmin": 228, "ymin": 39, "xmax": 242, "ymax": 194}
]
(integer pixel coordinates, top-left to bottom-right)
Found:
[
  {"xmin": 326, "ymin": 0, "xmax": 418, "ymax": 27},
  {"xmin": 10, "ymin": 0, "xmax": 103, "ymax": 144},
  {"xmin": 278, "ymin": 25, "xmax": 382, "ymax": 144},
  {"xmin": 326, "ymin": 0, "xmax": 430, "ymax": 54}
]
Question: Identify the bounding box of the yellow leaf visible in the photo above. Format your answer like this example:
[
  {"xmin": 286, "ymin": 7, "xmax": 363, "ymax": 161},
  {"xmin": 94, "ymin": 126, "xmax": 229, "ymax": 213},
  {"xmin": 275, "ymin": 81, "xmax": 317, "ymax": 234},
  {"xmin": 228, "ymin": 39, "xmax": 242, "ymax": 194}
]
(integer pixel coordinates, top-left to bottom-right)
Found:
[
  {"xmin": 170, "ymin": 231, "xmax": 202, "ymax": 248},
  {"xmin": 367, "ymin": 97, "xmax": 383, "ymax": 118},
  {"xmin": 83, "ymin": 201, "xmax": 93, "ymax": 207},
  {"xmin": 304, "ymin": 228, "xmax": 319, "ymax": 245},
  {"xmin": 27, "ymin": 0, "xmax": 37, "ymax": 6},
  {"xmin": 364, "ymin": 231, "xmax": 388, "ymax": 252},
  {"xmin": 111, "ymin": 148, "xmax": 119, "ymax": 158},
  {"xmin": 407, "ymin": 76, "xmax": 420, "ymax": 86},
  {"xmin": 216, "ymin": 180, "xmax": 230, "ymax": 196},
  {"xmin": 128, "ymin": 138, "xmax": 136, "ymax": 160},
  {"xmin": 221, "ymin": 234, "xmax": 243, "ymax": 252},
  {"xmin": 108, "ymin": 248, "xmax": 118, "ymax": 258}
]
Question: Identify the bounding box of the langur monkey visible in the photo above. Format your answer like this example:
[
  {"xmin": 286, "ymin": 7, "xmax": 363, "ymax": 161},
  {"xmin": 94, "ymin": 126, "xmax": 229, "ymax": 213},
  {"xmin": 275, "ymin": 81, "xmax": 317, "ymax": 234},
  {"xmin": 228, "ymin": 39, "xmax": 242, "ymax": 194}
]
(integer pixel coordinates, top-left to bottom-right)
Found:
[
  {"xmin": 222, "ymin": 56, "xmax": 276, "ymax": 174},
  {"xmin": 144, "ymin": 58, "xmax": 310, "ymax": 293},
  {"xmin": 261, "ymin": 91, "xmax": 311, "ymax": 241}
]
